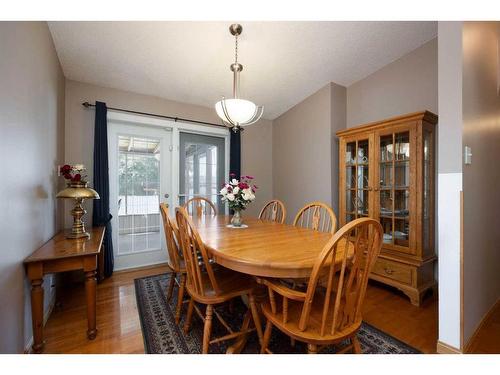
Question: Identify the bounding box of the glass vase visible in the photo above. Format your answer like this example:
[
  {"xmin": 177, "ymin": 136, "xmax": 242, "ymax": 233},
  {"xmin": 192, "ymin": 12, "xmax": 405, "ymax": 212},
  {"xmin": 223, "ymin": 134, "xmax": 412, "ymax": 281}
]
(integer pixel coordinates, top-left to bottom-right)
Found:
[{"xmin": 231, "ymin": 210, "xmax": 243, "ymax": 227}]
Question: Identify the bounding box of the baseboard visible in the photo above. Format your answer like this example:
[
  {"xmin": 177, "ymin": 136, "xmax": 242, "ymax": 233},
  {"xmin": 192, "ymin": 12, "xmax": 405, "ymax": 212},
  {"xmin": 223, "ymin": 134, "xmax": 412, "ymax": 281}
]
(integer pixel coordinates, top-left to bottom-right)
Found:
[
  {"xmin": 436, "ymin": 341, "xmax": 462, "ymax": 354},
  {"xmin": 463, "ymin": 298, "xmax": 500, "ymax": 353},
  {"xmin": 113, "ymin": 261, "xmax": 169, "ymax": 273},
  {"xmin": 23, "ymin": 287, "xmax": 57, "ymax": 354}
]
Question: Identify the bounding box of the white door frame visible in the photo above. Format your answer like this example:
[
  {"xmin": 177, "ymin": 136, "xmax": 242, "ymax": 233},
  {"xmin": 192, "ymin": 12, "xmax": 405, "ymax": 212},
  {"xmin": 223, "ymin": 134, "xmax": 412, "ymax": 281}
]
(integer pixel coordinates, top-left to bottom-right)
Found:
[{"xmin": 107, "ymin": 110, "xmax": 229, "ymax": 270}]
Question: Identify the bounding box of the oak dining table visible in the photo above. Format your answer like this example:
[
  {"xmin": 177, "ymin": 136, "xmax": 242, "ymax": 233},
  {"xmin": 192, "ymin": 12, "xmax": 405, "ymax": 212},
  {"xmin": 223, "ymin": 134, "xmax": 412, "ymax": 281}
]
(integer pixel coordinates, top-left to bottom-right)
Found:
[
  {"xmin": 189, "ymin": 214, "xmax": 352, "ymax": 353},
  {"xmin": 192, "ymin": 215, "xmax": 351, "ymax": 279}
]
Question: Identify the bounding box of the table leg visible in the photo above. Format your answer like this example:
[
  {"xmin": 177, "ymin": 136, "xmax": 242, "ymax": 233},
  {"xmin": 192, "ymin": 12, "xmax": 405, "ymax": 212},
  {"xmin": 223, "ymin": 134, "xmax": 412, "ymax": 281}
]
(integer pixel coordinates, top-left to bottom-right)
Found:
[
  {"xmin": 30, "ymin": 278, "xmax": 44, "ymax": 353},
  {"xmin": 226, "ymin": 310, "xmax": 251, "ymax": 354},
  {"xmin": 85, "ymin": 270, "xmax": 97, "ymax": 339}
]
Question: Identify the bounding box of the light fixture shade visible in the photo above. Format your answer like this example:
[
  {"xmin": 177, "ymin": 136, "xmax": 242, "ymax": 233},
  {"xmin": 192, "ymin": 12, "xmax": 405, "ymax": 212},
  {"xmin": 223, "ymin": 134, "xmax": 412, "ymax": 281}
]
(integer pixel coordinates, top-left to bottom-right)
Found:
[{"xmin": 215, "ymin": 98, "xmax": 257, "ymax": 125}]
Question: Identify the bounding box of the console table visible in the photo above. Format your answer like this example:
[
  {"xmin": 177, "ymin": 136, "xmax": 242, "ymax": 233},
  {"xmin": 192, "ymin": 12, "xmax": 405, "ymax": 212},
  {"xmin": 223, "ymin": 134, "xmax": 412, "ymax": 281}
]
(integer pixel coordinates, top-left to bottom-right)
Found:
[{"xmin": 24, "ymin": 226, "xmax": 105, "ymax": 353}]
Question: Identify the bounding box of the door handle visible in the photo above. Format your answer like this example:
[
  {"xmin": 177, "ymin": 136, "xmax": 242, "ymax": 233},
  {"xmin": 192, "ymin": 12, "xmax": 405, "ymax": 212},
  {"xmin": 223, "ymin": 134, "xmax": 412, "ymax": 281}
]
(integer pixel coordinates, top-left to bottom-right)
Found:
[{"xmin": 164, "ymin": 193, "xmax": 170, "ymax": 198}]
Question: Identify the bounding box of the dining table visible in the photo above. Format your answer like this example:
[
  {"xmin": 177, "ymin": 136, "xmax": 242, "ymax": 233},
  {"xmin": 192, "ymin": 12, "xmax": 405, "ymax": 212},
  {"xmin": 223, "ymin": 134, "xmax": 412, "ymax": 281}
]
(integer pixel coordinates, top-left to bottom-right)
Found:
[{"xmin": 190, "ymin": 214, "xmax": 353, "ymax": 353}]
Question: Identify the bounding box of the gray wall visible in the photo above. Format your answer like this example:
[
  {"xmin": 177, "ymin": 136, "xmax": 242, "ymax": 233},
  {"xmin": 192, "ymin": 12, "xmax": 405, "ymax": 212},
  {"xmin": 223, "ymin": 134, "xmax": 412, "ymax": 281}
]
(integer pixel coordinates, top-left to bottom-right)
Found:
[
  {"xmin": 330, "ymin": 83, "xmax": 346, "ymax": 214},
  {"xmin": 0, "ymin": 22, "xmax": 65, "ymax": 353},
  {"xmin": 347, "ymin": 38, "xmax": 438, "ymax": 128},
  {"xmin": 462, "ymin": 21, "xmax": 500, "ymax": 345},
  {"xmin": 64, "ymin": 80, "xmax": 273, "ymax": 218},
  {"xmin": 272, "ymin": 83, "xmax": 334, "ymax": 223}
]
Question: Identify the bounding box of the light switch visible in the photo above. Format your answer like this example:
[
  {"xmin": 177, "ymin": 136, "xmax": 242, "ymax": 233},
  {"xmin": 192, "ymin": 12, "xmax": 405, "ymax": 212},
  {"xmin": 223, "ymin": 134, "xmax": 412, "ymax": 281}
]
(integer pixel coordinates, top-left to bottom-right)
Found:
[{"xmin": 464, "ymin": 146, "xmax": 472, "ymax": 165}]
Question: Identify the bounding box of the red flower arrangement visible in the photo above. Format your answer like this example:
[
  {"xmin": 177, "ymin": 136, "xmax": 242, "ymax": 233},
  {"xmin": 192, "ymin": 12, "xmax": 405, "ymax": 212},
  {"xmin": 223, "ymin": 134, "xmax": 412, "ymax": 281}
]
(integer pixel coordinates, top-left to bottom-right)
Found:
[{"xmin": 60, "ymin": 164, "xmax": 87, "ymax": 183}]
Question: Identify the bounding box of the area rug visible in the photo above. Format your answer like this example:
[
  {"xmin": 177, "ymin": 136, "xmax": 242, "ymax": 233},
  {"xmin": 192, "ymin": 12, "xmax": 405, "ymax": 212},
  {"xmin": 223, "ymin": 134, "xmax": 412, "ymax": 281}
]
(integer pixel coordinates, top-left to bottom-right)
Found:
[{"xmin": 134, "ymin": 273, "xmax": 420, "ymax": 354}]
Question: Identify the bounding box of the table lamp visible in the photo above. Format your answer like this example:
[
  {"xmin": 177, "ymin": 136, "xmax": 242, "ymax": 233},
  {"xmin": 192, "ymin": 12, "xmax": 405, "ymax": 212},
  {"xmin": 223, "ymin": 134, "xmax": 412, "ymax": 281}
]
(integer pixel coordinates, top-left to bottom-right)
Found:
[{"xmin": 57, "ymin": 180, "xmax": 100, "ymax": 239}]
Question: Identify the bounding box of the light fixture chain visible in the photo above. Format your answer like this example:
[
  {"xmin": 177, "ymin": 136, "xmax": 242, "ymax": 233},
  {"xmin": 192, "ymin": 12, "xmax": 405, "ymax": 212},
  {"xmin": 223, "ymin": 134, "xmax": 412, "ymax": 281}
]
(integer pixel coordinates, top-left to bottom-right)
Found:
[{"xmin": 235, "ymin": 34, "xmax": 238, "ymax": 64}]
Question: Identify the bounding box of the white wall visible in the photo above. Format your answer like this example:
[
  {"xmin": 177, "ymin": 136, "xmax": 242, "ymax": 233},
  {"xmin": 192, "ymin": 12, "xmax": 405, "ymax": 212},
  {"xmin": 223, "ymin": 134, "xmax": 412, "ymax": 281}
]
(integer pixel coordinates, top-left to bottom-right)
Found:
[
  {"xmin": 437, "ymin": 21, "xmax": 463, "ymax": 351},
  {"xmin": 0, "ymin": 22, "xmax": 65, "ymax": 353}
]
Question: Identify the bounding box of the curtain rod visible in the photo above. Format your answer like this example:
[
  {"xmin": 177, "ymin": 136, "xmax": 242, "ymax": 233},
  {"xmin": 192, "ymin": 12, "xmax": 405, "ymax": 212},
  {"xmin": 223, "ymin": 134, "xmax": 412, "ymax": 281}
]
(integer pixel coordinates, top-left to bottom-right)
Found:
[{"xmin": 81, "ymin": 101, "xmax": 228, "ymax": 130}]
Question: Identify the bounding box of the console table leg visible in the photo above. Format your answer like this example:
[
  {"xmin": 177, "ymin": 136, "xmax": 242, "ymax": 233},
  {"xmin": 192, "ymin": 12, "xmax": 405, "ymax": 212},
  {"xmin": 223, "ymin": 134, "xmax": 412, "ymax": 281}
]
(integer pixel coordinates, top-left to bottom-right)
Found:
[
  {"xmin": 30, "ymin": 278, "xmax": 44, "ymax": 353},
  {"xmin": 85, "ymin": 270, "xmax": 97, "ymax": 339}
]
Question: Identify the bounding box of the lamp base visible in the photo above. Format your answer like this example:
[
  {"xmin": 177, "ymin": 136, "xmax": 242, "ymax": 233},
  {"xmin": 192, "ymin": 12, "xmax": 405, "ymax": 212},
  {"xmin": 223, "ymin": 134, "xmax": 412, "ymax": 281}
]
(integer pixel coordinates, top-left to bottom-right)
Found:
[{"xmin": 65, "ymin": 230, "xmax": 91, "ymax": 239}]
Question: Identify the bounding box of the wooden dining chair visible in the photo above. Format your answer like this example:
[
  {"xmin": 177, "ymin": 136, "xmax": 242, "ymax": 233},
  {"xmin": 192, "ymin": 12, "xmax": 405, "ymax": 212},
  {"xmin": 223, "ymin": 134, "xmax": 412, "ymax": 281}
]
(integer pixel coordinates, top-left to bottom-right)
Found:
[
  {"xmin": 160, "ymin": 203, "xmax": 187, "ymax": 324},
  {"xmin": 175, "ymin": 206, "xmax": 263, "ymax": 353},
  {"xmin": 293, "ymin": 201, "xmax": 337, "ymax": 234},
  {"xmin": 258, "ymin": 218, "xmax": 383, "ymax": 354},
  {"xmin": 258, "ymin": 199, "xmax": 287, "ymax": 224},
  {"xmin": 183, "ymin": 196, "xmax": 217, "ymax": 217}
]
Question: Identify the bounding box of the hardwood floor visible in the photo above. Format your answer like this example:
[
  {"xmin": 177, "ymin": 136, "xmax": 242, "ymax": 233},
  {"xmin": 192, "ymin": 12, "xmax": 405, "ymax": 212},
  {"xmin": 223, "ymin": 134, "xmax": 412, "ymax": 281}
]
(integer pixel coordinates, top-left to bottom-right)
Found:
[
  {"xmin": 41, "ymin": 265, "xmax": 443, "ymax": 354},
  {"xmin": 42, "ymin": 265, "xmax": 171, "ymax": 354},
  {"xmin": 362, "ymin": 280, "xmax": 438, "ymax": 353},
  {"xmin": 466, "ymin": 301, "xmax": 500, "ymax": 354}
]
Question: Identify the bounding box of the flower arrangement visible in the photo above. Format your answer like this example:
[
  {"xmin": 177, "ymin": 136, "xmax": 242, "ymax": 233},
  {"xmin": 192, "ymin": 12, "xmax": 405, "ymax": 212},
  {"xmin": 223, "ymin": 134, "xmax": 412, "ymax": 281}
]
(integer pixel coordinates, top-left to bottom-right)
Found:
[
  {"xmin": 220, "ymin": 173, "xmax": 257, "ymax": 211},
  {"xmin": 59, "ymin": 164, "xmax": 88, "ymax": 183}
]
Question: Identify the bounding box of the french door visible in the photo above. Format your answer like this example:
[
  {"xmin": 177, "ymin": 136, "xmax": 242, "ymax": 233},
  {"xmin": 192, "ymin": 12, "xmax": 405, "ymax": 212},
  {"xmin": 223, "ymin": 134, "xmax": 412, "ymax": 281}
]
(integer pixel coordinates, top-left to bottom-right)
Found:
[
  {"xmin": 109, "ymin": 122, "xmax": 172, "ymax": 270},
  {"xmin": 178, "ymin": 132, "xmax": 226, "ymax": 213}
]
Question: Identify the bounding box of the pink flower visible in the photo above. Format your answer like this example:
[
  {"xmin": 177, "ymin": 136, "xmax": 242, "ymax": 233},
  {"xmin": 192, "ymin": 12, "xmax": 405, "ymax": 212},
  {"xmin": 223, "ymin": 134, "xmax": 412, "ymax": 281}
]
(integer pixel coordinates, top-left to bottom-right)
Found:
[{"xmin": 239, "ymin": 182, "xmax": 249, "ymax": 189}]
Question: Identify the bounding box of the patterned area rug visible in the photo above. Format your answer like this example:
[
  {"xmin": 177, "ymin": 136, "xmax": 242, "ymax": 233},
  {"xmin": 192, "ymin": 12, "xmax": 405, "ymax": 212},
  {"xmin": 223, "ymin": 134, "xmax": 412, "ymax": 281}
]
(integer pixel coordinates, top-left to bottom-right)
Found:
[{"xmin": 134, "ymin": 273, "xmax": 420, "ymax": 354}]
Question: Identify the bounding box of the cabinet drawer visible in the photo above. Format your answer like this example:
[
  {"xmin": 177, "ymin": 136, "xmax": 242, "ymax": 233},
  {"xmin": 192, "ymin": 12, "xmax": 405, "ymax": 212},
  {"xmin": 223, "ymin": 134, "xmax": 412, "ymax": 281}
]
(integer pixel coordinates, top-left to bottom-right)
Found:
[{"xmin": 371, "ymin": 258, "xmax": 413, "ymax": 285}]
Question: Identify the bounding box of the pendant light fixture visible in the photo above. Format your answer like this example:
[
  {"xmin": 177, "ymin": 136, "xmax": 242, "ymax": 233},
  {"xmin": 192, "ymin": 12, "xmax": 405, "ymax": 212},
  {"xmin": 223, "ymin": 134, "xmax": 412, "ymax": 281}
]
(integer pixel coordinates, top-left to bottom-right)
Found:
[{"xmin": 215, "ymin": 24, "xmax": 264, "ymax": 132}]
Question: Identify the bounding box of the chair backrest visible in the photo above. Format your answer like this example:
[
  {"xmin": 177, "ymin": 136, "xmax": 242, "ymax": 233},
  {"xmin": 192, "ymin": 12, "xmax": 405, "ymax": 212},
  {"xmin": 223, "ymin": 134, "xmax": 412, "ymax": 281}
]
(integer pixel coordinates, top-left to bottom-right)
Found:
[
  {"xmin": 183, "ymin": 196, "xmax": 217, "ymax": 217},
  {"xmin": 302, "ymin": 218, "xmax": 382, "ymax": 336},
  {"xmin": 258, "ymin": 199, "xmax": 287, "ymax": 224},
  {"xmin": 160, "ymin": 203, "xmax": 182, "ymax": 272},
  {"xmin": 293, "ymin": 201, "xmax": 337, "ymax": 234},
  {"xmin": 263, "ymin": 218, "xmax": 382, "ymax": 338},
  {"xmin": 175, "ymin": 206, "xmax": 220, "ymax": 297}
]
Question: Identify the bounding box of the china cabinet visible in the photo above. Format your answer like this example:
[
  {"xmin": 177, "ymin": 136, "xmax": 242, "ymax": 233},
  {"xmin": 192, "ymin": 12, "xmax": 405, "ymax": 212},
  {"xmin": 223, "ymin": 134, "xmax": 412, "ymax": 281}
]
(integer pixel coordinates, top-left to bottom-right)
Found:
[{"xmin": 337, "ymin": 111, "xmax": 437, "ymax": 306}]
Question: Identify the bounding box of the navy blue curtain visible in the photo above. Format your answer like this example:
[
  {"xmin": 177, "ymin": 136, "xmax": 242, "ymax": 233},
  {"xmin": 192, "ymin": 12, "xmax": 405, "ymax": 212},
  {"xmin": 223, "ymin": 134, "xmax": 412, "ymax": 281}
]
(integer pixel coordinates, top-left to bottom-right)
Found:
[
  {"xmin": 92, "ymin": 101, "xmax": 114, "ymax": 278},
  {"xmin": 229, "ymin": 130, "xmax": 241, "ymax": 178}
]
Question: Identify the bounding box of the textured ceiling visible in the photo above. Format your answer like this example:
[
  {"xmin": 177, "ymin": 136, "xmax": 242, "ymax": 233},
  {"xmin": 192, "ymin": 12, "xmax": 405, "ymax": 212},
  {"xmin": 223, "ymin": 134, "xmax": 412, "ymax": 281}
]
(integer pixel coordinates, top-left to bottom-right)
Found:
[{"xmin": 48, "ymin": 21, "xmax": 437, "ymax": 119}]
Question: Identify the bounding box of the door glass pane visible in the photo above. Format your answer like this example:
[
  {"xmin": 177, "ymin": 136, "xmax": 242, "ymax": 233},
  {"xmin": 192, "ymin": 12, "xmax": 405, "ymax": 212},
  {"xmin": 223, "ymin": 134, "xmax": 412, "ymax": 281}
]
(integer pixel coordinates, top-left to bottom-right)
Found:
[
  {"xmin": 356, "ymin": 189, "xmax": 369, "ymax": 216},
  {"xmin": 379, "ymin": 130, "xmax": 411, "ymax": 249},
  {"xmin": 179, "ymin": 133, "xmax": 225, "ymax": 213},
  {"xmin": 356, "ymin": 140, "xmax": 369, "ymax": 220},
  {"xmin": 117, "ymin": 135, "xmax": 161, "ymax": 254},
  {"xmin": 394, "ymin": 131, "xmax": 410, "ymax": 247},
  {"xmin": 345, "ymin": 142, "xmax": 356, "ymax": 166},
  {"xmin": 380, "ymin": 190, "xmax": 393, "ymax": 244},
  {"xmin": 423, "ymin": 130, "xmax": 432, "ymax": 252}
]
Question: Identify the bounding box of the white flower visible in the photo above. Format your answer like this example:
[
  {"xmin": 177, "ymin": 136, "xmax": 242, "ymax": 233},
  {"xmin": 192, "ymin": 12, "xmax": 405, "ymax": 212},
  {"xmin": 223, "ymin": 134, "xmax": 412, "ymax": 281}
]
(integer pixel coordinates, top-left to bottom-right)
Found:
[
  {"xmin": 220, "ymin": 186, "xmax": 228, "ymax": 196},
  {"xmin": 226, "ymin": 193, "xmax": 235, "ymax": 201},
  {"xmin": 233, "ymin": 186, "xmax": 240, "ymax": 194},
  {"xmin": 242, "ymin": 188, "xmax": 255, "ymax": 201},
  {"xmin": 230, "ymin": 179, "xmax": 239, "ymax": 186},
  {"xmin": 73, "ymin": 164, "xmax": 85, "ymax": 171}
]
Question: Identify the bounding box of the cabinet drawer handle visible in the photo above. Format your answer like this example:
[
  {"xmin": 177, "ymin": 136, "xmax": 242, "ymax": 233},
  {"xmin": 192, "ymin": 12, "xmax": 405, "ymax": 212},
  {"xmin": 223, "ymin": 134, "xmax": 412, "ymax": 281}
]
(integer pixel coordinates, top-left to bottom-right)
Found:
[{"xmin": 384, "ymin": 267, "xmax": 394, "ymax": 275}]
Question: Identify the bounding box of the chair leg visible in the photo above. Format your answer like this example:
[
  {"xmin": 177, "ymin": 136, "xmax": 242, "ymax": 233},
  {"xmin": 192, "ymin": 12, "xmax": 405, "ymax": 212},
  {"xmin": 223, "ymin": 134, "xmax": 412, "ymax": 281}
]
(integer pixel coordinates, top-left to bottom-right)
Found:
[
  {"xmin": 167, "ymin": 272, "xmax": 176, "ymax": 302},
  {"xmin": 175, "ymin": 273, "xmax": 186, "ymax": 324},
  {"xmin": 183, "ymin": 297, "xmax": 194, "ymax": 334},
  {"xmin": 352, "ymin": 335, "xmax": 362, "ymax": 354},
  {"xmin": 248, "ymin": 293, "xmax": 263, "ymax": 346},
  {"xmin": 260, "ymin": 320, "xmax": 273, "ymax": 354},
  {"xmin": 290, "ymin": 338, "xmax": 296, "ymax": 347},
  {"xmin": 307, "ymin": 344, "xmax": 318, "ymax": 354},
  {"xmin": 202, "ymin": 304, "xmax": 213, "ymax": 354}
]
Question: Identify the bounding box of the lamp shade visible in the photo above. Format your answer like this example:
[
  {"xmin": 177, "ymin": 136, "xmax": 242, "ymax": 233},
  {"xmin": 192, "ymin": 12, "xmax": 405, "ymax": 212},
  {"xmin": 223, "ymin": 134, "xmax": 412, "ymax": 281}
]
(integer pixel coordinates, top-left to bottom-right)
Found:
[
  {"xmin": 56, "ymin": 186, "xmax": 100, "ymax": 200},
  {"xmin": 215, "ymin": 98, "xmax": 257, "ymax": 125}
]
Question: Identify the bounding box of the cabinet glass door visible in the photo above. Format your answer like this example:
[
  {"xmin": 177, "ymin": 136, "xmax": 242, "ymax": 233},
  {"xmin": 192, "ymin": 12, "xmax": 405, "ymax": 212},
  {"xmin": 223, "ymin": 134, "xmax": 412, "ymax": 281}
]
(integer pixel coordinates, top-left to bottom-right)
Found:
[
  {"xmin": 378, "ymin": 131, "xmax": 411, "ymax": 250},
  {"xmin": 344, "ymin": 138, "xmax": 370, "ymax": 224}
]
